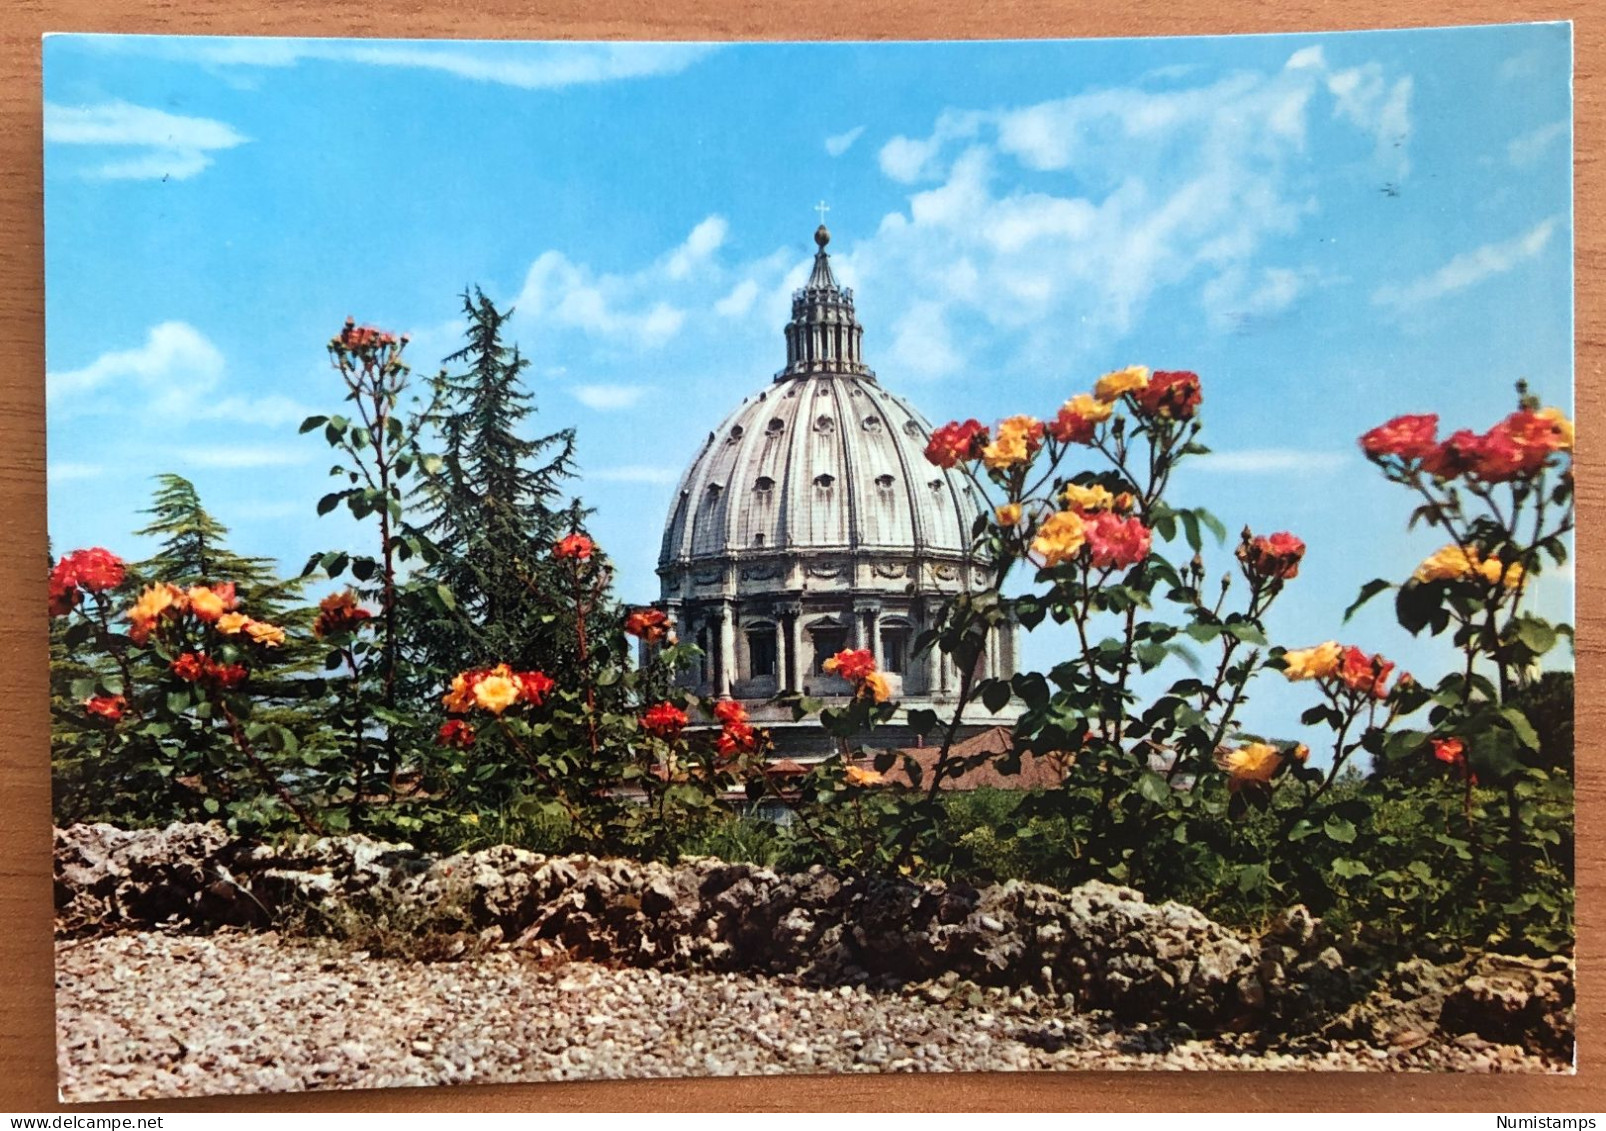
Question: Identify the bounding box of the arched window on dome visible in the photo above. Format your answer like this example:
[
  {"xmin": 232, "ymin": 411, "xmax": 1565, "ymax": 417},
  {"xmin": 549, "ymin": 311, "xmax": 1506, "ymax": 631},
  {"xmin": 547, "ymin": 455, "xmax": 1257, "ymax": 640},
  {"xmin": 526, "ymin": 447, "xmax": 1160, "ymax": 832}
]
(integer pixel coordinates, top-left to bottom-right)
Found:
[{"xmin": 766, "ymin": 417, "xmax": 785, "ymax": 437}]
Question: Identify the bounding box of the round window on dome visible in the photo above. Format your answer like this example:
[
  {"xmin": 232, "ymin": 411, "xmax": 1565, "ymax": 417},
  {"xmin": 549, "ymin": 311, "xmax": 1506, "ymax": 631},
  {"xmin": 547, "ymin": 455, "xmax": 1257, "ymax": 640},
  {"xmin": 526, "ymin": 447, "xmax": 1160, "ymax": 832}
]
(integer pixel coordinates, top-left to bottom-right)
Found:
[
  {"xmin": 814, "ymin": 473, "xmax": 836, "ymax": 489},
  {"xmin": 904, "ymin": 420, "xmax": 924, "ymax": 437},
  {"xmin": 766, "ymin": 417, "xmax": 785, "ymax": 435},
  {"xmin": 875, "ymin": 474, "xmax": 896, "ymax": 490},
  {"xmin": 862, "ymin": 415, "xmax": 883, "ymax": 432},
  {"xmin": 728, "ymin": 424, "xmax": 745, "ymax": 442},
  {"xmin": 754, "ymin": 476, "xmax": 774, "ymax": 493},
  {"xmin": 814, "ymin": 415, "xmax": 835, "ymax": 434}
]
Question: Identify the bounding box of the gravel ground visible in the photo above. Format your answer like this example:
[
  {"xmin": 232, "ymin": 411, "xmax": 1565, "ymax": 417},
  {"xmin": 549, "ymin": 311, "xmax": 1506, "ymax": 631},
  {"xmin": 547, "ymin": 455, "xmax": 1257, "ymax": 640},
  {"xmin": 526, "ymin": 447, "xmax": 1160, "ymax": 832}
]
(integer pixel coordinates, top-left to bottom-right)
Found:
[{"xmin": 55, "ymin": 930, "xmax": 1568, "ymax": 1102}]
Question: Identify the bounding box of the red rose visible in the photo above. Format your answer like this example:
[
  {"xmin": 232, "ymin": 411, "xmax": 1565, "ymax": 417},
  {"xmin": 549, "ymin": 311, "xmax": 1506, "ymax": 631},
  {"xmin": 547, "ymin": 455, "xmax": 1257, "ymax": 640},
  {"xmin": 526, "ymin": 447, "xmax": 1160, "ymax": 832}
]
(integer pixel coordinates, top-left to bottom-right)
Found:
[
  {"xmin": 48, "ymin": 575, "xmax": 81, "ymax": 617},
  {"xmin": 84, "ymin": 695, "xmax": 126, "ymax": 721},
  {"xmin": 437, "ymin": 719, "xmax": 476, "ymax": 749},
  {"xmin": 59, "ymin": 548, "xmax": 126, "ymax": 594},
  {"xmin": 624, "ymin": 608, "xmax": 671, "ymax": 644},
  {"xmin": 314, "ymin": 590, "xmax": 372, "ymax": 638},
  {"xmin": 1359, "ymin": 414, "xmax": 1439, "ymax": 461},
  {"xmin": 923, "ymin": 419, "xmax": 989, "ymax": 469},
  {"xmin": 1083, "ymin": 513, "xmax": 1153, "ymax": 571},
  {"xmin": 205, "ymin": 659, "xmax": 249, "ymax": 689},
  {"xmin": 1133, "ymin": 370, "xmax": 1202, "ymax": 421},
  {"xmin": 170, "ymin": 653, "xmax": 206, "ymax": 682},
  {"xmin": 1338, "ymin": 646, "xmax": 1394, "ymax": 699},
  {"xmin": 1238, "ymin": 531, "xmax": 1306, "ymax": 580},
  {"xmin": 554, "ymin": 533, "xmax": 595, "ymax": 561},
  {"xmin": 641, "ymin": 701, "xmax": 688, "ymax": 738},
  {"xmin": 516, "ymin": 670, "xmax": 556, "ymax": 706},
  {"xmin": 713, "ymin": 699, "xmax": 748, "ymax": 726},
  {"xmin": 716, "ymin": 721, "xmax": 758, "ymax": 758},
  {"xmin": 1420, "ymin": 429, "xmax": 1484, "ymax": 479},
  {"xmin": 823, "ymin": 648, "xmax": 877, "ymax": 682}
]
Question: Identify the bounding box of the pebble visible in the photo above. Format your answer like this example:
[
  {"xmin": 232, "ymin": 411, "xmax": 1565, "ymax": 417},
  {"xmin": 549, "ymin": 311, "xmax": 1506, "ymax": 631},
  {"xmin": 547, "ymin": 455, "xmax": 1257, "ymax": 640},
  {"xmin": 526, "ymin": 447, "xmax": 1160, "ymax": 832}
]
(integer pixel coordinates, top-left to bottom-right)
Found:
[{"xmin": 54, "ymin": 931, "xmax": 1569, "ymax": 1103}]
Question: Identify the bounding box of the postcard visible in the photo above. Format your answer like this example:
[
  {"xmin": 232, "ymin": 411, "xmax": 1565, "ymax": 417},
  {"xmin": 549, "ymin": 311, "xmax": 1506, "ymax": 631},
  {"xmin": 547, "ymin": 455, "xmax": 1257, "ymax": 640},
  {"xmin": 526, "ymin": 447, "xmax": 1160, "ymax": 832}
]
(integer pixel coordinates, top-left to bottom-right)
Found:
[{"xmin": 45, "ymin": 25, "xmax": 1574, "ymax": 1101}]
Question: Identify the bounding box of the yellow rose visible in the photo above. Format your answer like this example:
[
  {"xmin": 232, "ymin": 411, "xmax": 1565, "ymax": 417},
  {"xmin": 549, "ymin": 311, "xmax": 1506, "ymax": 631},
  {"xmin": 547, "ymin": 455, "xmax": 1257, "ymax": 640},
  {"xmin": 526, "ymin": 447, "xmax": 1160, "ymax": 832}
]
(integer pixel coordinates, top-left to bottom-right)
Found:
[
  {"xmin": 472, "ymin": 666, "xmax": 522, "ymax": 715},
  {"xmin": 1413, "ymin": 545, "xmax": 1479, "ymax": 584},
  {"xmin": 243, "ymin": 620, "xmax": 286, "ymax": 648},
  {"xmin": 442, "ymin": 672, "xmax": 477, "ymax": 714},
  {"xmin": 1065, "ymin": 392, "xmax": 1113, "ymax": 423},
  {"xmin": 1281, "ymin": 641, "xmax": 1342, "ymax": 681},
  {"xmin": 1031, "ymin": 510, "xmax": 1087, "ymax": 567},
  {"xmin": 995, "ymin": 503, "xmax": 1023, "ymax": 527},
  {"xmin": 1061, "ymin": 483, "xmax": 1115, "ymax": 513},
  {"xmin": 1477, "ymin": 556, "xmax": 1525, "ymax": 589},
  {"xmin": 845, "ymin": 764, "xmax": 885, "ymax": 786},
  {"xmin": 216, "ymin": 612, "xmax": 251, "ymax": 635},
  {"xmin": 1536, "ymin": 406, "xmax": 1574, "ymax": 451},
  {"xmin": 980, "ymin": 416, "xmax": 1043, "ymax": 471},
  {"xmin": 860, "ymin": 671, "xmax": 892, "ymax": 703},
  {"xmin": 1094, "ymin": 365, "xmax": 1151, "ymax": 403},
  {"xmin": 127, "ymin": 583, "xmax": 180, "ymax": 625},
  {"xmin": 186, "ymin": 586, "xmax": 226, "ymax": 623},
  {"xmin": 1216, "ymin": 742, "xmax": 1282, "ymax": 787}
]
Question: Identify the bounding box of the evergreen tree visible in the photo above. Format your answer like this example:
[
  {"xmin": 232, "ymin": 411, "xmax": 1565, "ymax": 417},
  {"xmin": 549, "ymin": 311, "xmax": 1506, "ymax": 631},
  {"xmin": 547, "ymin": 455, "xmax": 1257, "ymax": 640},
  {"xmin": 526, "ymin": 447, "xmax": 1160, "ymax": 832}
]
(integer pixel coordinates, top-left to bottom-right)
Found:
[
  {"xmin": 410, "ymin": 288, "xmax": 592, "ymax": 679},
  {"xmin": 134, "ymin": 474, "xmax": 297, "ymax": 611}
]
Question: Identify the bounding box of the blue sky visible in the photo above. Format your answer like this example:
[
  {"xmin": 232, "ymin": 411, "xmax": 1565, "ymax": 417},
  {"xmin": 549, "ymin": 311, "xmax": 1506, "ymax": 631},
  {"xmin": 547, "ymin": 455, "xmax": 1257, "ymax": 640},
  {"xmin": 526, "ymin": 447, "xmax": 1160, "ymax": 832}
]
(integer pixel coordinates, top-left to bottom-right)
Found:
[{"xmin": 43, "ymin": 26, "xmax": 1573, "ymax": 745}]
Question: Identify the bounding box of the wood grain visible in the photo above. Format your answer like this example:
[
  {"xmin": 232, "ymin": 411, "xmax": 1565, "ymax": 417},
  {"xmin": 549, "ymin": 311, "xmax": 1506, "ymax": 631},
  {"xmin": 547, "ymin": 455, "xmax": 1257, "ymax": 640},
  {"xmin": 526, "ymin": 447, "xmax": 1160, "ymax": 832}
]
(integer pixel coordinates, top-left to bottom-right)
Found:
[{"xmin": 1, "ymin": 0, "xmax": 1600, "ymax": 1112}]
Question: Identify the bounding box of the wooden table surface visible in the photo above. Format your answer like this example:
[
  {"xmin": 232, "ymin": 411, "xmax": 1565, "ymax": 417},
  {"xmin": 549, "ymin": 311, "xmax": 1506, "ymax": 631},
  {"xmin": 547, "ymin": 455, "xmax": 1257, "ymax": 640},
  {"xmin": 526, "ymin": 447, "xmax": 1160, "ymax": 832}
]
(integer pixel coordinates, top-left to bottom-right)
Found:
[{"xmin": 0, "ymin": 0, "xmax": 1600, "ymax": 1112}]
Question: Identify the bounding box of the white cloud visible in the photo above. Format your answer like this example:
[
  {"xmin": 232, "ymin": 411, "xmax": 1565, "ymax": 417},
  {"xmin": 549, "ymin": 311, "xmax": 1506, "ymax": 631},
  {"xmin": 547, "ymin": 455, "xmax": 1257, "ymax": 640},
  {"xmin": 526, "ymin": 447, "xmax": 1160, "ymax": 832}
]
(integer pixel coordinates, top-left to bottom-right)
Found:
[
  {"xmin": 714, "ymin": 279, "xmax": 761, "ymax": 318},
  {"xmin": 47, "ymin": 321, "xmax": 312, "ymax": 427},
  {"xmin": 1373, "ymin": 218, "xmax": 1559, "ymax": 311},
  {"xmin": 1326, "ymin": 66, "xmax": 1412, "ymax": 179},
  {"xmin": 664, "ymin": 216, "xmax": 728, "ymax": 280},
  {"xmin": 887, "ymin": 300, "xmax": 962, "ymax": 379},
  {"xmin": 825, "ymin": 126, "xmax": 865, "ymax": 157},
  {"xmin": 1191, "ymin": 449, "xmax": 1349, "ymax": 474},
  {"xmin": 49, "ymin": 321, "xmax": 223, "ymax": 403},
  {"xmin": 48, "ymin": 462, "xmax": 103, "ymax": 482},
  {"xmin": 516, "ymin": 251, "xmax": 686, "ymax": 346},
  {"xmin": 175, "ymin": 445, "xmax": 311, "ymax": 469},
  {"xmin": 573, "ymin": 383, "xmax": 650, "ymax": 410},
  {"xmin": 1508, "ymin": 120, "xmax": 1568, "ymax": 167},
  {"xmin": 44, "ymin": 100, "xmax": 247, "ymax": 180},
  {"xmin": 839, "ymin": 49, "xmax": 1416, "ymax": 376},
  {"xmin": 589, "ymin": 465, "xmax": 681, "ymax": 484},
  {"xmin": 1201, "ymin": 265, "xmax": 1313, "ymax": 331},
  {"xmin": 81, "ymin": 38, "xmax": 718, "ymax": 91}
]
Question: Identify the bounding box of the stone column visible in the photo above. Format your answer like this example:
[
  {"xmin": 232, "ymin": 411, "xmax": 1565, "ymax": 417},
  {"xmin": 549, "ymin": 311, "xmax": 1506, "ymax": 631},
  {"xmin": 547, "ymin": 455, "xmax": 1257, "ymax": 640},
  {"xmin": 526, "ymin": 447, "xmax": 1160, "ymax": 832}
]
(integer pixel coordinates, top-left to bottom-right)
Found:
[
  {"xmin": 718, "ymin": 602, "xmax": 737, "ymax": 697},
  {"xmin": 778, "ymin": 602, "xmax": 803, "ymax": 691},
  {"xmin": 853, "ymin": 599, "xmax": 882, "ymax": 663},
  {"xmin": 774, "ymin": 618, "xmax": 787, "ymax": 689}
]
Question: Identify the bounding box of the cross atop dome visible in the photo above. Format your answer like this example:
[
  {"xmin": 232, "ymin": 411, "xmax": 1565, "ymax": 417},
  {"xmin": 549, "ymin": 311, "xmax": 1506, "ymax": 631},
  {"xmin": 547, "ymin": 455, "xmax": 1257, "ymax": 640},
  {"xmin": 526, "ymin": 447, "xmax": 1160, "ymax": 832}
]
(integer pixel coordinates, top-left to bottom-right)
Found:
[{"xmin": 814, "ymin": 199, "xmax": 830, "ymax": 225}]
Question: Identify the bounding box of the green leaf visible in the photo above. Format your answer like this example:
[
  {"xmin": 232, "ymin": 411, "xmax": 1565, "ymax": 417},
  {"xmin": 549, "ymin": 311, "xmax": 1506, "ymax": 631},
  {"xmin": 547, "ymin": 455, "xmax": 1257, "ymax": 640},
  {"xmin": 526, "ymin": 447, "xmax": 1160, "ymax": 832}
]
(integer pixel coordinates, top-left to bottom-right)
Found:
[
  {"xmin": 1331, "ymin": 857, "xmax": 1372, "ymax": 879},
  {"xmin": 317, "ymin": 492, "xmax": 343, "ymax": 516},
  {"xmin": 1344, "ymin": 578, "xmax": 1393, "ymax": 623},
  {"xmin": 907, "ymin": 708, "xmax": 939, "ymax": 736},
  {"xmin": 1137, "ymin": 772, "xmax": 1171, "ymax": 805},
  {"xmin": 1323, "ymin": 816, "xmax": 1357, "ymax": 844},
  {"xmin": 436, "ymin": 583, "xmax": 456, "ymax": 611},
  {"xmin": 980, "ymin": 679, "xmax": 1012, "ymax": 714},
  {"xmin": 1500, "ymin": 707, "xmax": 1541, "ymax": 752},
  {"xmin": 1514, "ymin": 616, "xmax": 1558, "ymax": 656},
  {"xmin": 1222, "ymin": 620, "xmax": 1267, "ymax": 645},
  {"xmin": 299, "ymin": 415, "xmax": 329, "ymax": 434}
]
